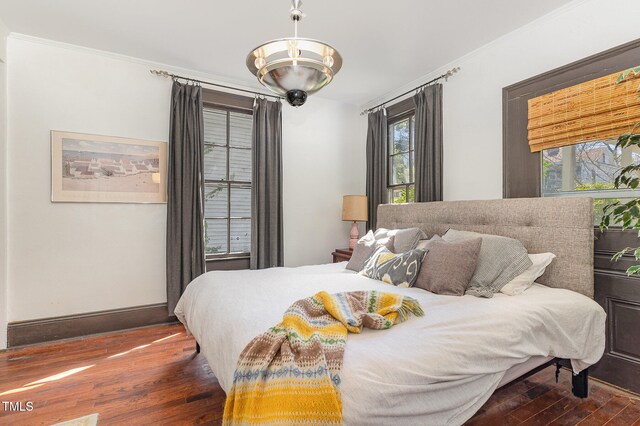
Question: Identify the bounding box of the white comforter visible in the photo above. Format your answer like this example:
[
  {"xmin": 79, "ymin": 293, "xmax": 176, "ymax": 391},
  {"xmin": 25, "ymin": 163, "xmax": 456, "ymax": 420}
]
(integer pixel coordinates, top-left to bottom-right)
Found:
[{"xmin": 174, "ymin": 262, "xmax": 605, "ymax": 426}]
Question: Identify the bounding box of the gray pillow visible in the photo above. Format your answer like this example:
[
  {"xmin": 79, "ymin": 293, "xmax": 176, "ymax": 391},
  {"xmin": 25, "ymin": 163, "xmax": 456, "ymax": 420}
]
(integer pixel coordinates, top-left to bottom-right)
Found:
[
  {"xmin": 345, "ymin": 230, "xmax": 394, "ymax": 271},
  {"xmin": 359, "ymin": 246, "xmax": 427, "ymax": 288},
  {"xmin": 414, "ymin": 236, "xmax": 482, "ymax": 296},
  {"xmin": 374, "ymin": 227, "xmax": 427, "ymax": 253},
  {"xmin": 442, "ymin": 229, "xmax": 533, "ymax": 298}
]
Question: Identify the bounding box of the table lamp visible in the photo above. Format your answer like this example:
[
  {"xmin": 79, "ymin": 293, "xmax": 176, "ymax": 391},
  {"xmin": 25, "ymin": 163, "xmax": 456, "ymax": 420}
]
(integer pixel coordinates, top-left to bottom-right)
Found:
[{"xmin": 342, "ymin": 195, "xmax": 368, "ymax": 250}]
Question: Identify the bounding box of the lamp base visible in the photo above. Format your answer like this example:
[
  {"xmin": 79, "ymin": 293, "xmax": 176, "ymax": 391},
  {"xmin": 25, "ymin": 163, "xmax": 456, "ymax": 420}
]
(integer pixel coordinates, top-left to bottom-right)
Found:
[{"xmin": 349, "ymin": 221, "xmax": 359, "ymax": 250}]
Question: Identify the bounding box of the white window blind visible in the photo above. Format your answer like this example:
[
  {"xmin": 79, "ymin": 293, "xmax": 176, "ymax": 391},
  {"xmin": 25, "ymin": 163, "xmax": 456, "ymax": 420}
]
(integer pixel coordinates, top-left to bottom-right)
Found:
[{"xmin": 203, "ymin": 108, "xmax": 253, "ymax": 256}]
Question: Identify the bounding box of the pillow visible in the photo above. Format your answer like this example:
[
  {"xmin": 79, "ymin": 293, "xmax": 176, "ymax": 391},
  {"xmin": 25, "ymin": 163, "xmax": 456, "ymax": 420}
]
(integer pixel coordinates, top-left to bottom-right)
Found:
[
  {"xmin": 359, "ymin": 246, "xmax": 427, "ymax": 288},
  {"xmin": 442, "ymin": 229, "xmax": 533, "ymax": 298},
  {"xmin": 415, "ymin": 237, "xmax": 433, "ymax": 251},
  {"xmin": 500, "ymin": 253, "xmax": 556, "ymax": 296},
  {"xmin": 374, "ymin": 227, "xmax": 427, "ymax": 253},
  {"xmin": 414, "ymin": 235, "xmax": 482, "ymax": 296},
  {"xmin": 345, "ymin": 231, "xmax": 394, "ymax": 272}
]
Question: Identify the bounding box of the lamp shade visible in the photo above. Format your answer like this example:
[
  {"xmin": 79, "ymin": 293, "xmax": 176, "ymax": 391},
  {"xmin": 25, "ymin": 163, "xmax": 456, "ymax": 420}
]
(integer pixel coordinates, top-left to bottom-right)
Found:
[{"xmin": 342, "ymin": 195, "xmax": 368, "ymax": 222}]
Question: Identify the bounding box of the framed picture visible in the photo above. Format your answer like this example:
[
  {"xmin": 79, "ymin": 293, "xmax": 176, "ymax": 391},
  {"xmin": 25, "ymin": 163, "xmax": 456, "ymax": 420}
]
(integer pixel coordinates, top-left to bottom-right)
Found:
[{"xmin": 51, "ymin": 131, "xmax": 168, "ymax": 203}]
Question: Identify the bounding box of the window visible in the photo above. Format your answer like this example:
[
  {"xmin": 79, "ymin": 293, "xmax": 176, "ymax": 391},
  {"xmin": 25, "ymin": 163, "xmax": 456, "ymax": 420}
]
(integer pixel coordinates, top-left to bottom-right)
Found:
[
  {"xmin": 388, "ymin": 114, "xmax": 415, "ymax": 203},
  {"xmin": 541, "ymin": 139, "xmax": 640, "ymax": 223},
  {"xmin": 203, "ymin": 107, "xmax": 252, "ymax": 257}
]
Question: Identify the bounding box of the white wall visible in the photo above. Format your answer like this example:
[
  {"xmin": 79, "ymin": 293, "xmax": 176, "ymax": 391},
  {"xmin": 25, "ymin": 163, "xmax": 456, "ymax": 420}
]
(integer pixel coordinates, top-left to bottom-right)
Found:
[
  {"xmin": 0, "ymin": 18, "xmax": 9, "ymax": 349},
  {"xmin": 282, "ymin": 99, "xmax": 365, "ymax": 267},
  {"xmin": 7, "ymin": 37, "xmax": 170, "ymax": 323},
  {"xmin": 6, "ymin": 36, "xmax": 364, "ymax": 324},
  {"xmin": 362, "ymin": 0, "xmax": 640, "ymax": 202}
]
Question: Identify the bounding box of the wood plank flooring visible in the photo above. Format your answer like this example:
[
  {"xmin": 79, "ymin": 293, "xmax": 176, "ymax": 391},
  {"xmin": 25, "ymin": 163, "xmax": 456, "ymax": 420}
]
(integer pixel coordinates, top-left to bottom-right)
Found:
[{"xmin": 0, "ymin": 323, "xmax": 638, "ymax": 425}]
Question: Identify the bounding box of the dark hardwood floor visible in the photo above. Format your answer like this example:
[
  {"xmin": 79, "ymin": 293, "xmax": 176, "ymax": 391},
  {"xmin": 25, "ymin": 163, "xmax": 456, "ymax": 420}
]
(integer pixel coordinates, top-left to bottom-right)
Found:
[{"xmin": 0, "ymin": 324, "xmax": 638, "ymax": 425}]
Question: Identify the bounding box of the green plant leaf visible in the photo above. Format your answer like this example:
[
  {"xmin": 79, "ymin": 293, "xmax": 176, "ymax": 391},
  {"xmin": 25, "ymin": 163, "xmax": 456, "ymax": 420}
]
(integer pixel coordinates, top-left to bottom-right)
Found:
[
  {"xmin": 627, "ymin": 265, "xmax": 640, "ymax": 276},
  {"xmin": 618, "ymin": 70, "xmax": 630, "ymax": 82},
  {"xmin": 606, "ymin": 68, "xmax": 640, "ymax": 266},
  {"xmin": 620, "ymin": 164, "xmax": 640, "ymax": 175},
  {"xmin": 613, "ymin": 247, "xmax": 630, "ymax": 261}
]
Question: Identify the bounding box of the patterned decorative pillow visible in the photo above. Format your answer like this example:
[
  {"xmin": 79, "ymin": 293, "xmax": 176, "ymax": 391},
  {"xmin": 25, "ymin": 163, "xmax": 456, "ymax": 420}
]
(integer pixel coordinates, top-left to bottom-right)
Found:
[
  {"xmin": 359, "ymin": 246, "xmax": 427, "ymax": 288},
  {"xmin": 443, "ymin": 229, "xmax": 533, "ymax": 298},
  {"xmin": 346, "ymin": 231, "xmax": 394, "ymax": 271}
]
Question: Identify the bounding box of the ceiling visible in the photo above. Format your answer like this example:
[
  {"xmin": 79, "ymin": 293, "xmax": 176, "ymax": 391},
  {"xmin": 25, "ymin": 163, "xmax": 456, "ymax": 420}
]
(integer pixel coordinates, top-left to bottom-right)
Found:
[{"xmin": 0, "ymin": 0, "xmax": 575, "ymax": 106}]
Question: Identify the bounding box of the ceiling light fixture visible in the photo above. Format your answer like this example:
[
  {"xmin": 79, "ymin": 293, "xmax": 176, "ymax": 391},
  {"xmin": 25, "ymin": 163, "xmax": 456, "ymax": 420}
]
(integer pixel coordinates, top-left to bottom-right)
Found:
[{"xmin": 246, "ymin": 0, "xmax": 342, "ymax": 107}]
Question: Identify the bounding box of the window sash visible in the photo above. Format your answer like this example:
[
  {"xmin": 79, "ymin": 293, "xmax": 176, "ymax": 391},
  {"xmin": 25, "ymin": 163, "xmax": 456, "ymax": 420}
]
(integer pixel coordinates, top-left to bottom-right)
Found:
[
  {"xmin": 388, "ymin": 184, "xmax": 415, "ymax": 204},
  {"xmin": 203, "ymin": 105, "xmax": 252, "ymax": 258},
  {"xmin": 542, "ymin": 189, "xmax": 640, "ymax": 199},
  {"xmin": 540, "ymin": 139, "xmax": 640, "ymax": 200},
  {"xmin": 387, "ymin": 111, "xmax": 415, "ymax": 203}
]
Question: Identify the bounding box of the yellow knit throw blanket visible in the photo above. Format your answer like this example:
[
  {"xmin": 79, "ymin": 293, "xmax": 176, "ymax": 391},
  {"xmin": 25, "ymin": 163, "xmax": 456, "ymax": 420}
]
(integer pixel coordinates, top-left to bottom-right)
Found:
[{"xmin": 223, "ymin": 290, "xmax": 424, "ymax": 425}]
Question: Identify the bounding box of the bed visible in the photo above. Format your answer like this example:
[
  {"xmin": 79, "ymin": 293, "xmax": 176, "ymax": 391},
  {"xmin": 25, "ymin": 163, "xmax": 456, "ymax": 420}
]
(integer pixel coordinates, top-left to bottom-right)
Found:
[{"xmin": 175, "ymin": 197, "xmax": 606, "ymax": 425}]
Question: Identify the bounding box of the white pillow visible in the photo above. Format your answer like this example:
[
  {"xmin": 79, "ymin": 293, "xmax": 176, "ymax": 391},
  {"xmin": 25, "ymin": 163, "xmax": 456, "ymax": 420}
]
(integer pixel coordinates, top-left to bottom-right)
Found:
[{"xmin": 500, "ymin": 253, "xmax": 556, "ymax": 296}]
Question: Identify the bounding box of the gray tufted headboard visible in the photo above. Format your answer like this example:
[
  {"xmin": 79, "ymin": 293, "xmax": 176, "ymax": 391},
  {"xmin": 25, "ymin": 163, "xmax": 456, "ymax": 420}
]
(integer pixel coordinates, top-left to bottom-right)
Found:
[{"xmin": 377, "ymin": 197, "xmax": 594, "ymax": 298}]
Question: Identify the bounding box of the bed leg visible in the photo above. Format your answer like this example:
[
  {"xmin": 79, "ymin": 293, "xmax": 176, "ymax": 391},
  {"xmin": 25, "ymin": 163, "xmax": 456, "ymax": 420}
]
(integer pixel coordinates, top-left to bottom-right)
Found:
[
  {"xmin": 572, "ymin": 368, "xmax": 589, "ymax": 398},
  {"xmin": 196, "ymin": 342, "xmax": 201, "ymax": 354}
]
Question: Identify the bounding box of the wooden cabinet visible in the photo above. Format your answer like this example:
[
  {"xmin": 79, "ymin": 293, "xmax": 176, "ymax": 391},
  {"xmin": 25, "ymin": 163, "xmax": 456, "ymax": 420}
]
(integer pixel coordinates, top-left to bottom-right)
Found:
[{"xmin": 331, "ymin": 248, "xmax": 352, "ymax": 263}]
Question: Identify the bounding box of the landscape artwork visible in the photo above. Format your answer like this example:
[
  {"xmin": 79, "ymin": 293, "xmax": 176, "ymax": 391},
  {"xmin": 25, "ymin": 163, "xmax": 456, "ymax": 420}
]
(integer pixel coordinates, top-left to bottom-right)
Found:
[{"xmin": 51, "ymin": 131, "xmax": 167, "ymax": 203}]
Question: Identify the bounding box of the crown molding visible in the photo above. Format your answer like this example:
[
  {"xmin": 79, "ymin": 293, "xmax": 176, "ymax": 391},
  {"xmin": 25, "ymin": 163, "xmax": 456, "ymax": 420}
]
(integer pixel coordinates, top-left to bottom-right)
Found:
[{"xmin": 7, "ymin": 33, "xmax": 266, "ymax": 95}]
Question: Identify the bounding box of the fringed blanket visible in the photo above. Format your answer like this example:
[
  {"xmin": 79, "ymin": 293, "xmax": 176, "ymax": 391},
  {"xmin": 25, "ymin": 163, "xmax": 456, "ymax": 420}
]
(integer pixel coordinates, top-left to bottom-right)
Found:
[{"xmin": 222, "ymin": 290, "xmax": 424, "ymax": 425}]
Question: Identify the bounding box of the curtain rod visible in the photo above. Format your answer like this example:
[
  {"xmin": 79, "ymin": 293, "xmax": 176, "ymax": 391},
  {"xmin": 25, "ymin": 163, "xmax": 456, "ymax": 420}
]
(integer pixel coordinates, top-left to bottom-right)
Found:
[
  {"xmin": 360, "ymin": 67, "xmax": 460, "ymax": 116},
  {"xmin": 150, "ymin": 69, "xmax": 283, "ymax": 100}
]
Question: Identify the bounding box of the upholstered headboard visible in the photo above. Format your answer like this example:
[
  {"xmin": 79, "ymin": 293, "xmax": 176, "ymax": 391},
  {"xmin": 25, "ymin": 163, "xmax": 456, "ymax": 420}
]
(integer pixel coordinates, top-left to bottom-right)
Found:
[{"xmin": 377, "ymin": 197, "xmax": 594, "ymax": 298}]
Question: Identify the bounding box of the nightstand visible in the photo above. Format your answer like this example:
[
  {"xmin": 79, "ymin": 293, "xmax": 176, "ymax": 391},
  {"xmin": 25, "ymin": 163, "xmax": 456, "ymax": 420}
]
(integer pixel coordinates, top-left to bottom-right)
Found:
[{"xmin": 332, "ymin": 248, "xmax": 353, "ymax": 263}]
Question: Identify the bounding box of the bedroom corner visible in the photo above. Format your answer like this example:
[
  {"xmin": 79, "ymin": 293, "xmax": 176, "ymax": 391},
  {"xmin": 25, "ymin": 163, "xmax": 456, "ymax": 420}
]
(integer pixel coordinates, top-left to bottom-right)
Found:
[
  {"xmin": 1, "ymin": 34, "xmax": 367, "ymax": 346},
  {"xmin": 282, "ymin": 100, "xmax": 367, "ymax": 267}
]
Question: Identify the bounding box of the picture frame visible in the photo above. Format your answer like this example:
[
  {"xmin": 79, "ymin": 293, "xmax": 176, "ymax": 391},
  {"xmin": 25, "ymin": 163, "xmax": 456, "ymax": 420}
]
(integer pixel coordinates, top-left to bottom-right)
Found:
[{"xmin": 51, "ymin": 131, "xmax": 168, "ymax": 203}]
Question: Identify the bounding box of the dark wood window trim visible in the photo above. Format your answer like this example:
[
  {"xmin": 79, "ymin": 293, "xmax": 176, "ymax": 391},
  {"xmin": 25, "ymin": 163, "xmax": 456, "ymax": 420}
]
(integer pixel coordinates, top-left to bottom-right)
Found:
[
  {"xmin": 386, "ymin": 97, "xmax": 416, "ymax": 203},
  {"xmin": 386, "ymin": 96, "xmax": 414, "ymax": 118},
  {"xmin": 503, "ymin": 38, "xmax": 640, "ymax": 198},
  {"xmin": 502, "ymin": 38, "xmax": 640, "ymax": 394},
  {"xmin": 387, "ymin": 112, "xmax": 415, "ymax": 200},
  {"xmin": 202, "ymin": 89, "xmax": 253, "ymax": 262},
  {"xmin": 202, "ymin": 88, "xmax": 254, "ymax": 113}
]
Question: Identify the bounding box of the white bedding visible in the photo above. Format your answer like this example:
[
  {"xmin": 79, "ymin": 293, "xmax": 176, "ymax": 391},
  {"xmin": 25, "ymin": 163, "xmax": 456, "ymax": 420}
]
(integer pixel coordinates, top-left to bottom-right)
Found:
[{"xmin": 175, "ymin": 262, "xmax": 605, "ymax": 425}]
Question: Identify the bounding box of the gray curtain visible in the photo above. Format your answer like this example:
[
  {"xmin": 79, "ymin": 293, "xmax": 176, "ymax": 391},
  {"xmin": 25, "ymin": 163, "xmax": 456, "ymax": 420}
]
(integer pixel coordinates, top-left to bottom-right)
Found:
[
  {"xmin": 251, "ymin": 98, "xmax": 284, "ymax": 269},
  {"xmin": 413, "ymin": 84, "xmax": 443, "ymax": 202},
  {"xmin": 166, "ymin": 81, "xmax": 206, "ymax": 314},
  {"xmin": 365, "ymin": 109, "xmax": 388, "ymax": 230}
]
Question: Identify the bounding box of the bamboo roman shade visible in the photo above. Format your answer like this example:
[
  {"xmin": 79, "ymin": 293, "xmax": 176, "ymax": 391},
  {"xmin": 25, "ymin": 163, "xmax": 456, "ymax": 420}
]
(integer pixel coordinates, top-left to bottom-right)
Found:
[{"xmin": 527, "ymin": 68, "xmax": 640, "ymax": 152}]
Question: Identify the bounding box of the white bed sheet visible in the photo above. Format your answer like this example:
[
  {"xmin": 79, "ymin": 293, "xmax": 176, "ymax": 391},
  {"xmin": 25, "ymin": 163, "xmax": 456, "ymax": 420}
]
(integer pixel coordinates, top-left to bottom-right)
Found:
[
  {"xmin": 175, "ymin": 262, "xmax": 605, "ymax": 426},
  {"xmin": 497, "ymin": 355, "xmax": 554, "ymax": 388}
]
